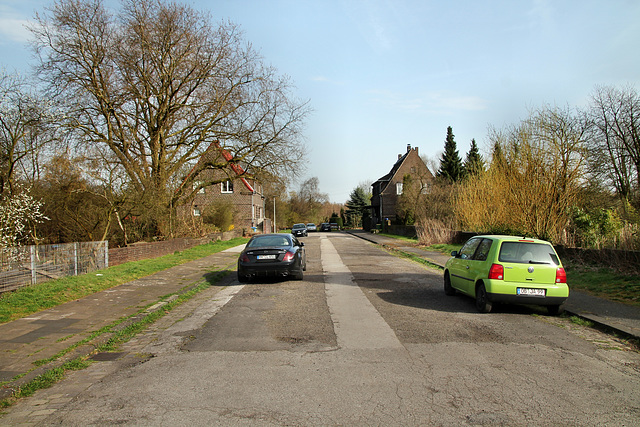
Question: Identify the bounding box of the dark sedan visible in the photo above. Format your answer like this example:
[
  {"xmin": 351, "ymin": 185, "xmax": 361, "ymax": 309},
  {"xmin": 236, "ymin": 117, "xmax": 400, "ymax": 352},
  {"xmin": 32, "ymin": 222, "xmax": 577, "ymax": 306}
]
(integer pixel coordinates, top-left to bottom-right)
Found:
[
  {"xmin": 237, "ymin": 233, "xmax": 306, "ymax": 282},
  {"xmin": 291, "ymin": 223, "xmax": 308, "ymax": 237}
]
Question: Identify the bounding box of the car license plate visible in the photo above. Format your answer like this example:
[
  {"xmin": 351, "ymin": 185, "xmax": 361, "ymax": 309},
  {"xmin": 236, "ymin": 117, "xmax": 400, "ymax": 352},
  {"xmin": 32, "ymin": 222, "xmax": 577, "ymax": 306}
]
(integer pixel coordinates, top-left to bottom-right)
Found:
[
  {"xmin": 257, "ymin": 255, "xmax": 276, "ymax": 260},
  {"xmin": 517, "ymin": 288, "xmax": 545, "ymax": 297}
]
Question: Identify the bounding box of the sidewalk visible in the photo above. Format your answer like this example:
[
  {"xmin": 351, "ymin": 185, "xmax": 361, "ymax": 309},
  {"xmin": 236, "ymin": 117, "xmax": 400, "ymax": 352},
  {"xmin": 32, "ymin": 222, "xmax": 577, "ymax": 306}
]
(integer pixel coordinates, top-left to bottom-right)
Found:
[
  {"xmin": 347, "ymin": 229, "xmax": 640, "ymax": 340},
  {"xmin": 0, "ymin": 246, "xmax": 243, "ymax": 401}
]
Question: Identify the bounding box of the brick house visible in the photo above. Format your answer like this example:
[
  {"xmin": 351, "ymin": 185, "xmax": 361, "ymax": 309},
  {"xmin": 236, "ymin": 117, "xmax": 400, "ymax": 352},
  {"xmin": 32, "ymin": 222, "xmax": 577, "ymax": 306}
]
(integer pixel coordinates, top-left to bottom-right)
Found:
[
  {"xmin": 371, "ymin": 145, "xmax": 433, "ymax": 225},
  {"xmin": 182, "ymin": 143, "xmax": 268, "ymax": 233}
]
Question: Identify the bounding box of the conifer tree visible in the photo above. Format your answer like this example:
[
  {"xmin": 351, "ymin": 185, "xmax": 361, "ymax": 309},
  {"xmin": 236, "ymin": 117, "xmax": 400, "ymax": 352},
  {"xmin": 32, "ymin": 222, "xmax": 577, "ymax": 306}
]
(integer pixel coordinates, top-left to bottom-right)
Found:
[
  {"xmin": 345, "ymin": 186, "xmax": 370, "ymax": 227},
  {"xmin": 463, "ymin": 138, "xmax": 485, "ymax": 177},
  {"xmin": 436, "ymin": 126, "xmax": 463, "ymax": 182}
]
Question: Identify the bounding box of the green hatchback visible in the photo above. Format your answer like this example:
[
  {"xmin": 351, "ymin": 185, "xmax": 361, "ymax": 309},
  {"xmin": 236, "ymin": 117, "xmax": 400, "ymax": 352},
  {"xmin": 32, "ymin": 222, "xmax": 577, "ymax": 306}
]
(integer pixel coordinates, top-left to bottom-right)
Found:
[{"xmin": 444, "ymin": 235, "xmax": 569, "ymax": 314}]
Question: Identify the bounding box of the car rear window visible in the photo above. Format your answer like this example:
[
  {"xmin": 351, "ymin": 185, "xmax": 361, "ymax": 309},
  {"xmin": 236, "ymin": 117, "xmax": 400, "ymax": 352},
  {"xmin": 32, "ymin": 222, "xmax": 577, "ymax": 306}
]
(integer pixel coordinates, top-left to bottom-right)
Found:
[
  {"xmin": 248, "ymin": 236, "xmax": 291, "ymax": 248},
  {"xmin": 498, "ymin": 242, "xmax": 559, "ymax": 265}
]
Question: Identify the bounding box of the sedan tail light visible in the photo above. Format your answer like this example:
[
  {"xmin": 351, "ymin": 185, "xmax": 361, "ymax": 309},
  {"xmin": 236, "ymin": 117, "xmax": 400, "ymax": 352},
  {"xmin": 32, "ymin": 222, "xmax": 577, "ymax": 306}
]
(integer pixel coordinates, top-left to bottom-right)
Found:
[
  {"xmin": 488, "ymin": 264, "xmax": 504, "ymax": 280},
  {"xmin": 239, "ymin": 253, "xmax": 250, "ymax": 263},
  {"xmin": 283, "ymin": 251, "xmax": 295, "ymax": 262},
  {"xmin": 556, "ymin": 267, "xmax": 567, "ymax": 283}
]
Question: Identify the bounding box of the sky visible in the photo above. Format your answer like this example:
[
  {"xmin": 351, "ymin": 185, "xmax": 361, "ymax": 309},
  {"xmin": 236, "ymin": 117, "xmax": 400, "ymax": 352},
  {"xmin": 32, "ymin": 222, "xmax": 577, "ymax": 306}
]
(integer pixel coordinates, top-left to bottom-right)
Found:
[{"xmin": 1, "ymin": 0, "xmax": 639, "ymax": 203}]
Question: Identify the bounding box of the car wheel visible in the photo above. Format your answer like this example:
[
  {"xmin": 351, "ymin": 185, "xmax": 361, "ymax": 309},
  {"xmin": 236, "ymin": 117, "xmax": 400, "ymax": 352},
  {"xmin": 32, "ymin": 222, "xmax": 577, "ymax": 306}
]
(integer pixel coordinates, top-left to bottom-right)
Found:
[
  {"xmin": 547, "ymin": 304, "xmax": 564, "ymax": 315},
  {"xmin": 475, "ymin": 283, "xmax": 492, "ymax": 313},
  {"xmin": 444, "ymin": 272, "xmax": 456, "ymax": 296},
  {"xmin": 294, "ymin": 270, "xmax": 304, "ymax": 280}
]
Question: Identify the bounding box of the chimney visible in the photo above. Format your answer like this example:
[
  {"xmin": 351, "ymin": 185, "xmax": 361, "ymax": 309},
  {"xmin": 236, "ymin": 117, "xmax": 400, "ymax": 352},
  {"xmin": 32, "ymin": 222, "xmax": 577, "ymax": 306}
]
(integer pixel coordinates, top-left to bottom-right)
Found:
[
  {"xmin": 407, "ymin": 144, "xmax": 411, "ymax": 152},
  {"xmin": 398, "ymin": 154, "xmax": 402, "ymax": 160}
]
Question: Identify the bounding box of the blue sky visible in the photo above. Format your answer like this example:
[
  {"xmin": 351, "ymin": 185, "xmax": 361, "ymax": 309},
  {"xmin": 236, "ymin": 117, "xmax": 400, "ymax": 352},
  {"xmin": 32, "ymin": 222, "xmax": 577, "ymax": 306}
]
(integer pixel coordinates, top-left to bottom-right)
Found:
[{"xmin": 1, "ymin": 0, "xmax": 639, "ymax": 202}]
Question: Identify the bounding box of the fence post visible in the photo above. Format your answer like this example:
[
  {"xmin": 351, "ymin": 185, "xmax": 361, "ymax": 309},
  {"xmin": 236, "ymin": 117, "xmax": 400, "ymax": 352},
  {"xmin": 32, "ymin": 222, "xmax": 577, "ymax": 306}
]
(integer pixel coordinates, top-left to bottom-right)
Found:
[
  {"xmin": 74, "ymin": 242, "xmax": 78, "ymax": 276},
  {"xmin": 30, "ymin": 245, "xmax": 37, "ymax": 285},
  {"xmin": 104, "ymin": 241, "xmax": 109, "ymax": 268}
]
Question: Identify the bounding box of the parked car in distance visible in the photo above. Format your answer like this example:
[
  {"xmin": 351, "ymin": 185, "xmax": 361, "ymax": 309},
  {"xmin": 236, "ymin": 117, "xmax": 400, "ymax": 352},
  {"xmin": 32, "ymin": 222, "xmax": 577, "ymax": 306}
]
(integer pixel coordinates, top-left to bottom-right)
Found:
[
  {"xmin": 291, "ymin": 223, "xmax": 308, "ymax": 237},
  {"xmin": 306, "ymin": 223, "xmax": 317, "ymax": 232},
  {"xmin": 237, "ymin": 233, "xmax": 306, "ymax": 282},
  {"xmin": 444, "ymin": 235, "xmax": 569, "ymax": 314},
  {"xmin": 319, "ymin": 223, "xmax": 331, "ymax": 232},
  {"xmin": 330, "ymin": 223, "xmax": 339, "ymax": 231}
]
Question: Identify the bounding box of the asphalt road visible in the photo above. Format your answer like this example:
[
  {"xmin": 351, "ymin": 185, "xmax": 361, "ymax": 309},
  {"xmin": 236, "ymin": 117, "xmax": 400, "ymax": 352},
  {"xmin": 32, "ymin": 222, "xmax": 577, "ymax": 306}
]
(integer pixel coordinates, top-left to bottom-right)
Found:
[{"xmin": 4, "ymin": 233, "xmax": 640, "ymax": 426}]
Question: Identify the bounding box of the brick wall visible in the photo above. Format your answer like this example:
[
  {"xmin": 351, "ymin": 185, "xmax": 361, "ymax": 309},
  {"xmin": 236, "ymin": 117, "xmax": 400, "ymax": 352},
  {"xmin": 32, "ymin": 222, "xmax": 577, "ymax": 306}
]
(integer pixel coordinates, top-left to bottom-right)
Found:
[{"xmin": 188, "ymin": 177, "xmax": 266, "ymax": 230}]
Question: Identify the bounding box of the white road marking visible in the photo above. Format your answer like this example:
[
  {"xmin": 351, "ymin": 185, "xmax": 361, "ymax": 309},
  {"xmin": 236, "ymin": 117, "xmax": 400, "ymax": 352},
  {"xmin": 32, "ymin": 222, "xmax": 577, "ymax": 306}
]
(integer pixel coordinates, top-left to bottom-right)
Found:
[{"xmin": 321, "ymin": 236, "xmax": 403, "ymax": 350}]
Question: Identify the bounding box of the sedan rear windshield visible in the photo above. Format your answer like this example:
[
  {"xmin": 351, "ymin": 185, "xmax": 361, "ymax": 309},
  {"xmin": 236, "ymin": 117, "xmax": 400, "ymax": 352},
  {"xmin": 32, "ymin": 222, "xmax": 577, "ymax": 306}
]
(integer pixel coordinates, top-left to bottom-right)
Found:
[
  {"xmin": 248, "ymin": 236, "xmax": 291, "ymax": 248},
  {"xmin": 498, "ymin": 242, "xmax": 559, "ymax": 265}
]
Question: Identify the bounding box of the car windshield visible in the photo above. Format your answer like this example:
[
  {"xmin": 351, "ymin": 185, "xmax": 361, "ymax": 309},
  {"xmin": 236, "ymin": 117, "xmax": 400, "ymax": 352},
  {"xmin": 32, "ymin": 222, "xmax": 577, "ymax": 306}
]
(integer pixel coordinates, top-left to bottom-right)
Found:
[
  {"xmin": 498, "ymin": 242, "xmax": 559, "ymax": 265},
  {"xmin": 247, "ymin": 235, "xmax": 291, "ymax": 248},
  {"xmin": 292, "ymin": 224, "xmax": 305, "ymax": 229}
]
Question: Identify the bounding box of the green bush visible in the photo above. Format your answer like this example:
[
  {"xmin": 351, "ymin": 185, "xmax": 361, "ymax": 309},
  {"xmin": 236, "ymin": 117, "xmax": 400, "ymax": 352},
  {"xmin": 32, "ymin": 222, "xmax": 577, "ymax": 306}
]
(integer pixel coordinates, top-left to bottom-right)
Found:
[{"xmin": 203, "ymin": 200, "xmax": 236, "ymax": 231}]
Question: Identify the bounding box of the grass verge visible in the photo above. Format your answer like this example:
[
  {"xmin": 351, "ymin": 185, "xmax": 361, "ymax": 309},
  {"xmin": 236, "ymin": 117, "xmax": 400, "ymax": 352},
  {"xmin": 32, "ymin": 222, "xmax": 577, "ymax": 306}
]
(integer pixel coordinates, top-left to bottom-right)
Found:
[
  {"xmin": 378, "ymin": 233, "xmax": 419, "ymax": 244},
  {"xmin": 565, "ymin": 266, "xmax": 640, "ymax": 306},
  {"xmin": 0, "ymin": 237, "xmax": 247, "ymax": 324},
  {"xmin": 384, "ymin": 246, "xmax": 444, "ymax": 270}
]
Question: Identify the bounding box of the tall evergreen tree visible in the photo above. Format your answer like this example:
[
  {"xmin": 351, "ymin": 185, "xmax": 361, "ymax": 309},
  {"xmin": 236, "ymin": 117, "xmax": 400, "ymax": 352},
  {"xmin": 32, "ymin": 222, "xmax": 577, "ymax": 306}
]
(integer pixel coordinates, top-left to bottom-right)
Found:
[
  {"xmin": 345, "ymin": 186, "xmax": 370, "ymax": 228},
  {"xmin": 463, "ymin": 138, "xmax": 485, "ymax": 177},
  {"xmin": 436, "ymin": 126, "xmax": 463, "ymax": 182}
]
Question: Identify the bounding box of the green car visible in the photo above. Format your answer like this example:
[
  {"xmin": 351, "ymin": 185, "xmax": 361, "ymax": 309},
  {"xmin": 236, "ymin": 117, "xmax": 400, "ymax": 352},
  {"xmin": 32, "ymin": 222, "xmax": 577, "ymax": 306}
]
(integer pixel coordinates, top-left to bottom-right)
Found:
[{"xmin": 444, "ymin": 235, "xmax": 569, "ymax": 314}]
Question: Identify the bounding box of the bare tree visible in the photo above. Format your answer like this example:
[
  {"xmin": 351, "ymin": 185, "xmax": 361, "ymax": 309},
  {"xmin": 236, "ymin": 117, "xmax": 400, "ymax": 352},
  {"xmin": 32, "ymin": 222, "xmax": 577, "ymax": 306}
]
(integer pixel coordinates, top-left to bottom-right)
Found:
[
  {"xmin": 0, "ymin": 71, "xmax": 54, "ymax": 198},
  {"xmin": 286, "ymin": 177, "xmax": 328, "ymax": 224},
  {"xmin": 30, "ymin": 0, "xmax": 309, "ymax": 237},
  {"xmin": 587, "ymin": 84, "xmax": 640, "ymax": 211},
  {"xmin": 455, "ymin": 106, "xmax": 589, "ymax": 242}
]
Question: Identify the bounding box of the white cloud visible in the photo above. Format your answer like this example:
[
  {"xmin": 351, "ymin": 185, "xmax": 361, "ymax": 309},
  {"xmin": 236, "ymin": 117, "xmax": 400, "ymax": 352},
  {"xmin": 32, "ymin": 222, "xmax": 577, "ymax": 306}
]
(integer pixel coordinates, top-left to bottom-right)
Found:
[{"xmin": 0, "ymin": 17, "xmax": 32, "ymax": 44}]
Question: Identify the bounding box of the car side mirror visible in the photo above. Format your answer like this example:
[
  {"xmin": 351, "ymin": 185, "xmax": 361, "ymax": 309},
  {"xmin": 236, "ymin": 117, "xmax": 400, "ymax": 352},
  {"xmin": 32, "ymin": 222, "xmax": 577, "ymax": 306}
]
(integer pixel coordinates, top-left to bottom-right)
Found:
[
  {"xmin": 299, "ymin": 242, "xmax": 305, "ymax": 247},
  {"xmin": 450, "ymin": 250, "xmax": 458, "ymax": 257}
]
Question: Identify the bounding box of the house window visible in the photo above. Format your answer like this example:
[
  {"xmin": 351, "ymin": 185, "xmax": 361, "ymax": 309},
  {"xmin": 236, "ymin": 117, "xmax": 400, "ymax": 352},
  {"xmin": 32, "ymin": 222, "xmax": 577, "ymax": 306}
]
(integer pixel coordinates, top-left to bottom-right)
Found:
[
  {"xmin": 396, "ymin": 182, "xmax": 403, "ymax": 195},
  {"xmin": 193, "ymin": 207, "xmax": 201, "ymax": 216},
  {"xmin": 221, "ymin": 180, "xmax": 233, "ymax": 193}
]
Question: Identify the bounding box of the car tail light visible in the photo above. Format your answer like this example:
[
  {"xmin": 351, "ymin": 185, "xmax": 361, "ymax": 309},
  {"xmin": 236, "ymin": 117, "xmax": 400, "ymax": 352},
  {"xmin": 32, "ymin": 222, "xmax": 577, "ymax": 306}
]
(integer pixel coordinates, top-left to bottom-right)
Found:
[
  {"xmin": 239, "ymin": 253, "xmax": 250, "ymax": 263},
  {"xmin": 283, "ymin": 251, "xmax": 295, "ymax": 262},
  {"xmin": 488, "ymin": 264, "xmax": 504, "ymax": 280},
  {"xmin": 556, "ymin": 267, "xmax": 567, "ymax": 283}
]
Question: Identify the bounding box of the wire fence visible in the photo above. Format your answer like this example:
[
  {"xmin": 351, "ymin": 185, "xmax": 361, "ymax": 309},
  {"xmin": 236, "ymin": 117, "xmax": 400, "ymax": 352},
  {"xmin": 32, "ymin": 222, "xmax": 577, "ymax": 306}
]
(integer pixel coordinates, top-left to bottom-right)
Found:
[{"xmin": 0, "ymin": 241, "xmax": 108, "ymax": 293}]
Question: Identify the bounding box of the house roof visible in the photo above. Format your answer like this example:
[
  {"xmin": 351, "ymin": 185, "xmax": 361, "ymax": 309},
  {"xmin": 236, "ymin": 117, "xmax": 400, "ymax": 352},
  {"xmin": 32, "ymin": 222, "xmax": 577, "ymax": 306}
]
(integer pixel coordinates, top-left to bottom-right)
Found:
[
  {"xmin": 180, "ymin": 140, "xmax": 255, "ymax": 194},
  {"xmin": 373, "ymin": 145, "xmax": 417, "ymax": 192}
]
